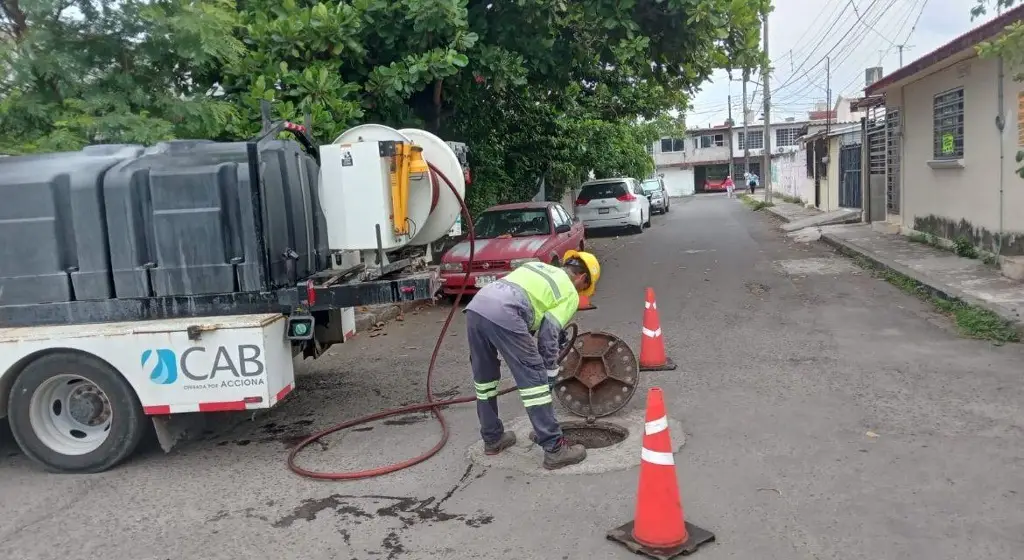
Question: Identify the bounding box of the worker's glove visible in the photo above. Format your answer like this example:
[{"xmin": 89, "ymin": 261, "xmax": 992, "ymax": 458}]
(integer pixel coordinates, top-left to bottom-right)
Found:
[{"xmin": 546, "ymin": 368, "xmax": 560, "ymax": 389}]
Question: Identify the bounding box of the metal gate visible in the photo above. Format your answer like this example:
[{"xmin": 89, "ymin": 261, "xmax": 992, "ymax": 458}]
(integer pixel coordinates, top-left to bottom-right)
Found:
[{"xmin": 839, "ymin": 142, "xmax": 862, "ymax": 209}]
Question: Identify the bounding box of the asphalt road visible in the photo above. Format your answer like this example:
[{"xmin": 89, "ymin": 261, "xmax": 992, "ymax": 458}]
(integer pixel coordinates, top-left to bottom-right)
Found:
[{"xmin": 3, "ymin": 194, "xmax": 1024, "ymax": 560}]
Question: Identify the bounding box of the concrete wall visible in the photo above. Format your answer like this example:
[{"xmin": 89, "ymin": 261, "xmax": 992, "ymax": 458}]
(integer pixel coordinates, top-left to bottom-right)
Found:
[
  {"xmin": 770, "ymin": 149, "xmax": 813, "ymax": 203},
  {"xmin": 880, "ymin": 50, "xmax": 1024, "ymax": 253},
  {"xmin": 660, "ymin": 167, "xmax": 695, "ymax": 197}
]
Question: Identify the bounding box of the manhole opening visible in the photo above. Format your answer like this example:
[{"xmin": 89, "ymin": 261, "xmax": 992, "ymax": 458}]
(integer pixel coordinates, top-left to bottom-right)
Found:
[{"xmin": 559, "ymin": 421, "xmax": 628, "ymax": 449}]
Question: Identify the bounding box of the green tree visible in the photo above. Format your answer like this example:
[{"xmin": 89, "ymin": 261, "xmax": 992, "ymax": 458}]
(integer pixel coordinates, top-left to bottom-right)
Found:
[
  {"xmin": 1, "ymin": 0, "xmax": 769, "ymax": 212},
  {"xmin": 0, "ymin": 0, "xmax": 244, "ymax": 154}
]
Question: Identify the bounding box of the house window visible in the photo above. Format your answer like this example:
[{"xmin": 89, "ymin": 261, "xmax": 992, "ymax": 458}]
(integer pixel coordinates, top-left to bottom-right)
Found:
[
  {"xmin": 775, "ymin": 128, "xmax": 799, "ymax": 147},
  {"xmin": 737, "ymin": 130, "xmax": 763, "ymax": 150},
  {"xmin": 660, "ymin": 138, "xmax": 686, "ymax": 153},
  {"xmin": 933, "ymin": 88, "xmax": 964, "ymax": 159},
  {"xmin": 699, "ymin": 134, "xmax": 724, "ymax": 148}
]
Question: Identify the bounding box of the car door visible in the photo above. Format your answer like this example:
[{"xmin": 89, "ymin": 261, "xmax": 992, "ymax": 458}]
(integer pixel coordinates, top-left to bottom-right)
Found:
[
  {"xmin": 553, "ymin": 204, "xmax": 581, "ymax": 254},
  {"xmin": 633, "ymin": 180, "xmax": 650, "ymax": 219}
]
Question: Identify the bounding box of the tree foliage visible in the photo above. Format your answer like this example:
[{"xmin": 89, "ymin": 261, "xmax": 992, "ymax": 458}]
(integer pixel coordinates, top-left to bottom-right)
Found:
[{"xmin": 1, "ymin": 0, "xmax": 767, "ymax": 211}]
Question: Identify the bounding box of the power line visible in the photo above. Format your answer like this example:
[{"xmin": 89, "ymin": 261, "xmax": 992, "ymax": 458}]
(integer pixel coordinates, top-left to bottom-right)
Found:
[
  {"xmin": 773, "ymin": 0, "xmax": 899, "ymax": 104},
  {"xmin": 829, "ymin": 0, "xmax": 921, "ymax": 96},
  {"xmin": 773, "ymin": 0, "xmax": 885, "ymax": 94},
  {"xmin": 773, "ymin": 0, "xmax": 856, "ymax": 91}
]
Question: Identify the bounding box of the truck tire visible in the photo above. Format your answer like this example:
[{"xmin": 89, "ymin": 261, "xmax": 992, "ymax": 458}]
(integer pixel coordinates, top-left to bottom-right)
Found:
[{"xmin": 7, "ymin": 352, "xmax": 148, "ymax": 473}]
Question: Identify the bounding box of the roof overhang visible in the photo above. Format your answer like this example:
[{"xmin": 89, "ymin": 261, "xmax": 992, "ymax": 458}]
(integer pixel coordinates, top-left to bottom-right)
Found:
[{"xmin": 865, "ymin": 5, "xmax": 1024, "ymax": 95}]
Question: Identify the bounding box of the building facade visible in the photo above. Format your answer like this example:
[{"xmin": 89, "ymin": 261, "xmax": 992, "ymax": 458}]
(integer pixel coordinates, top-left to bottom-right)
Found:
[{"xmin": 865, "ymin": 5, "xmax": 1024, "ymax": 260}]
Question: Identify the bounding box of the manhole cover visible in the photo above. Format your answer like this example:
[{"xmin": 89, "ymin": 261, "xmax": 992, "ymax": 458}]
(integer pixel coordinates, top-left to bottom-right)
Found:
[
  {"xmin": 559, "ymin": 421, "xmax": 628, "ymax": 449},
  {"xmin": 555, "ymin": 331, "xmax": 640, "ymax": 418}
]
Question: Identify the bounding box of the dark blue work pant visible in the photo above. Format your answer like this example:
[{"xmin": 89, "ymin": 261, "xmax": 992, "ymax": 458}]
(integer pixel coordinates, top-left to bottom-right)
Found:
[{"xmin": 466, "ymin": 310, "xmax": 562, "ymax": 452}]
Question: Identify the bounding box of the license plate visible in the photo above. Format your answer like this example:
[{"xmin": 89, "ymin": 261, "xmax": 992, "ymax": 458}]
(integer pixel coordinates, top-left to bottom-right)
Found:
[
  {"xmin": 475, "ymin": 275, "xmax": 497, "ymax": 288},
  {"xmin": 598, "ymin": 208, "xmax": 610, "ymax": 214}
]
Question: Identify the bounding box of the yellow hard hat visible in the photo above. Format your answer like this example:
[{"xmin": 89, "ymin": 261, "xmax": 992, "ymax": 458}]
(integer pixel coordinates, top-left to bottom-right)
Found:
[{"xmin": 563, "ymin": 250, "xmax": 601, "ymax": 297}]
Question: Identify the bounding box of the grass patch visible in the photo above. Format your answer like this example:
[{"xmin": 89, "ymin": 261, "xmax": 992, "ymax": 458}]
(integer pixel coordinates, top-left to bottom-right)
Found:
[
  {"xmin": 777, "ymin": 193, "xmax": 802, "ymax": 205},
  {"xmin": 738, "ymin": 194, "xmax": 773, "ymax": 211},
  {"xmin": 849, "ymin": 255, "xmax": 1019, "ymax": 344},
  {"xmin": 907, "ymin": 231, "xmax": 999, "ymax": 269}
]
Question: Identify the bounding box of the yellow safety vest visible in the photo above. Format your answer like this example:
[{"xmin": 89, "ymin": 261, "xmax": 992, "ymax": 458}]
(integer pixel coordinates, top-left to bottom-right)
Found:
[{"xmin": 503, "ymin": 262, "xmax": 579, "ymax": 331}]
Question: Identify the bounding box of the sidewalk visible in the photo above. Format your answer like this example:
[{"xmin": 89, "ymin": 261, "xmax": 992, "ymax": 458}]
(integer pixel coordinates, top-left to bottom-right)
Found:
[{"xmin": 820, "ymin": 224, "xmax": 1024, "ymax": 332}]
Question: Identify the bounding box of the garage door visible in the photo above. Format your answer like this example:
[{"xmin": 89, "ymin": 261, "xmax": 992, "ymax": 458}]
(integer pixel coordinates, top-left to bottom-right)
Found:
[{"xmin": 660, "ymin": 168, "xmax": 694, "ymax": 197}]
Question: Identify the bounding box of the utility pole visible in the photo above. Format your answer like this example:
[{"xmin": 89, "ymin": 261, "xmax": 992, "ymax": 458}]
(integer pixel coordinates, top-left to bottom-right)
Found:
[
  {"xmin": 896, "ymin": 44, "xmax": 913, "ymax": 67},
  {"xmin": 742, "ymin": 68, "xmax": 750, "ymax": 178},
  {"xmin": 825, "ymin": 56, "xmax": 831, "ymax": 138},
  {"xmin": 761, "ymin": 9, "xmax": 772, "ymax": 203},
  {"xmin": 727, "ymin": 94, "xmax": 734, "ymax": 179}
]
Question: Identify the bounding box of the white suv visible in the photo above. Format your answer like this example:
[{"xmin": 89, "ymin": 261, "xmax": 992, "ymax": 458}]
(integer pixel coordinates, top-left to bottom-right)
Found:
[{"xmin": 574, "ymin": 178, "xmax": 651, "ymax": 234}]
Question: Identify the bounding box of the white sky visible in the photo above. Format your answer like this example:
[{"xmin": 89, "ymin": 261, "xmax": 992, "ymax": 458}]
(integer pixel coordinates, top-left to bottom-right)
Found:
[{"xmin": 684, "ymin": 0, "xmax": 1002, "ymax": 128}]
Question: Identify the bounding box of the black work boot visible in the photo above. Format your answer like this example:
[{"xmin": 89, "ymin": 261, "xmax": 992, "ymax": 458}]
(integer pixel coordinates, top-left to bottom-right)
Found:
[
  {"xmin": 543, "ymin": 438, "xmax": 586, "ymax": 470},
  {"xmin": 484, "ymin": 431, "xmax": 517, "ymax": 455}
]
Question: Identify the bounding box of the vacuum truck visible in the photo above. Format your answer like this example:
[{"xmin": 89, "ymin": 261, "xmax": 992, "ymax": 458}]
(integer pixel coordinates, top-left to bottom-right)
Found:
[{"xmin": 0, "ymin": 105, "xmax": 468, "ymax": 473}]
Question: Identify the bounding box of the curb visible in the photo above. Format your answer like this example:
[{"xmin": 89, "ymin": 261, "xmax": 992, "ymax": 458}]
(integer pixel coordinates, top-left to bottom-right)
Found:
[
  {"xmin": 764, "ymin": 205, "xmax": 793, "ymax": 223},
  {"xmin": 820, "ymin": 233, "xmax": 1024, "ymax": 334}
]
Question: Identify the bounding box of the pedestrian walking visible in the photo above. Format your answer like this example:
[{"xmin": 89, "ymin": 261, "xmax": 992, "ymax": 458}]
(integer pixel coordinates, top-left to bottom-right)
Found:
[
  {"xmin": 724, "ymin": 175, "xmax": 735, "ymax": 198},
  {"xmin": 746, "ymin": 171, "xmax": 759, "ymax": 194},
  {"xmin": 464, "ymin": 250, "xmax": 601, "ymax": 469}
]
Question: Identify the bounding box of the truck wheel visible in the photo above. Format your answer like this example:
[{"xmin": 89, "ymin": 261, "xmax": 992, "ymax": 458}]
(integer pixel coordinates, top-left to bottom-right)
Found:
[{"xmin": 8, "ymin": 352, "xmax": 148, "ymax": 473}]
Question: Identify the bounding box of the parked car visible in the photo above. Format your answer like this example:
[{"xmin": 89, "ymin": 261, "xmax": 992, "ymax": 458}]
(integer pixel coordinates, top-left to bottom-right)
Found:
[
  {"xmin": 574, "ymin": 177, "xmax": 651, "ymax": 234},
  {"xmin": 439, "ymin": 202, "xmax": 585, "ymax": 295},
  {"xmin": 641, "ymin": 177, "xmax": 670, "ymax": 214}
]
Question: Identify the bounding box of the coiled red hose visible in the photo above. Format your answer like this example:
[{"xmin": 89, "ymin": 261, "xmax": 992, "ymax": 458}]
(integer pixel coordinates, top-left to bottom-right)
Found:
[{"xmin": 287, "ymin": 162, "xmax": 514, "ymax": 480}]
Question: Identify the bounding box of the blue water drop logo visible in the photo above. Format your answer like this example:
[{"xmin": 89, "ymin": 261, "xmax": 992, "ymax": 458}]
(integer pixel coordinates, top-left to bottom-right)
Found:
[{"xmin": 142, "ymin": 349, "xmax": 178, "ymax": 385}]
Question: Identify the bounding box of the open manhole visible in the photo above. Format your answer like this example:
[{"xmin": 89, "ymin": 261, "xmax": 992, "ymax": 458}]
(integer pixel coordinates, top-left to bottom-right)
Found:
[{"xmin": 559, "ymin": 421, "xmax": 628, "ymax": 449}]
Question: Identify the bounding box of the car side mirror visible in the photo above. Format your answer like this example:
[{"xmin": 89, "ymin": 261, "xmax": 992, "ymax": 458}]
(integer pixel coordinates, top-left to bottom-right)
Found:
[{"xmin": 555, "ymin": 223, "xmax": 572, "ymax": 233}]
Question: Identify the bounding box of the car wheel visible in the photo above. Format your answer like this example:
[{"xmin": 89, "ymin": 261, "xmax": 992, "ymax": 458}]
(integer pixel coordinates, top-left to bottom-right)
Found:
[
  {"xmin": 633, "ymin": 213, "xmax": 644, "ymax": 234},
  {"xmin": 645, "ymin": 212, "xmax": 652, "ymax": 227}
]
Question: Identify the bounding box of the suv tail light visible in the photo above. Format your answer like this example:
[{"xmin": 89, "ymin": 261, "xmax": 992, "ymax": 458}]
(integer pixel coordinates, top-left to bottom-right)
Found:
[
  {"xmin": 616, "ymin": 193, "xmax": 637, "ymax": 202},
  {"xmin": 575, "ymin": 198, "xmax": 589, "ymax": 205}
]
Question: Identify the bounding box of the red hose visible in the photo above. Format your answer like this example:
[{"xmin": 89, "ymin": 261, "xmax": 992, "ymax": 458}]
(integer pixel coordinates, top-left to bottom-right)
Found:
[{"xmin": 287, "ymin": 162, "xmax": 512, "ymax": 480}]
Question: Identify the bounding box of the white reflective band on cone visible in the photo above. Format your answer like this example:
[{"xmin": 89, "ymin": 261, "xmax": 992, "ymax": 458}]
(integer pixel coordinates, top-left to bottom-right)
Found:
[
  {"xmin": 641, "ymin": 447, "xmax": 675, "ymax": 466},
  {"xmin": 644, "ymin": 416, "xmax": 668, "ymax": 435},
  {"xmin": 642, "ymin": 327, "xmax": 662, "ymax": 338},
  {"xmin": 644, "ymin": 301, "xmax": 657, "ymax": 309}
]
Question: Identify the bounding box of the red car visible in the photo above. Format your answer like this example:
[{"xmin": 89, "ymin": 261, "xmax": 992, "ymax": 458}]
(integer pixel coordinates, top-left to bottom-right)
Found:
[{"xmin": 440, "ymin": 201, "xmax": 585, "ymax": 295}]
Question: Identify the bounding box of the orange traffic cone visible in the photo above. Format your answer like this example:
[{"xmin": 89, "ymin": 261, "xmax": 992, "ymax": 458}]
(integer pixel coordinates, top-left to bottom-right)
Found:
[
  {"xmin": 578, "ymin": 292, "xmax": 597, "ymax": 311},
  {"xmin": 638, "ymin": 288, "xmax": 676, "ymax": 371},
  {"xmin": 607, "ymin": 388, "xmax": 715, "ymax": 558}
]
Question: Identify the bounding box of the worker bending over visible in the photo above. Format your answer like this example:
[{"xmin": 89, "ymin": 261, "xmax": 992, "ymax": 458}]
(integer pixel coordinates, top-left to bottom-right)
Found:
[{"xmin": 465, "ymin": 250, "xmax": 600, "ymax": 469}]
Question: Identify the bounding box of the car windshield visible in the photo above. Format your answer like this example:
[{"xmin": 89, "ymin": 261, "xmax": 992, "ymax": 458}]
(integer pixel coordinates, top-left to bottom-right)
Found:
[
  {"xmin": 578, "ymin": 182, "xmax": 628, "ymax": 201},
  {"xmin": 641, "ymin": 180, "xmax": 661, "ymax": 194},
  {"xmin": 474, "ymin": 209, "xmax": 551, "ymax": 239}
]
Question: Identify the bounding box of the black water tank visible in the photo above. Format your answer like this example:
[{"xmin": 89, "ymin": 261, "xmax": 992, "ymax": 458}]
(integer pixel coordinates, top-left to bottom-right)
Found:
[
  {"xmin": 102, "ymin": 139, "xmax": 328, "ymax": 298},
  {"xmin": 0, "ymin": 146, "xmax": 144, "ymax": 305}
]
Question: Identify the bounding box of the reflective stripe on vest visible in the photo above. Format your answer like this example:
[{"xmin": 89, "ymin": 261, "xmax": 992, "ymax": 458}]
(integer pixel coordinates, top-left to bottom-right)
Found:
[{"xmin": 503, "ymin": 262, "xmax": 579, "ymax": 330}]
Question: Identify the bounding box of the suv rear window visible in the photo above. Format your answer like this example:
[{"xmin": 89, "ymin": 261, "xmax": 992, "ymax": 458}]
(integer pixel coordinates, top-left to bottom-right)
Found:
[{"xmin": 578, "ymin": 182, "xmax": 627, "ymax": 201}]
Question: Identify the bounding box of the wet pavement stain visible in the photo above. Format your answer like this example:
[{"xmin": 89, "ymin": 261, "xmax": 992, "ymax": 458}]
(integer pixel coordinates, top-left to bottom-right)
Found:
[
  {"xmin": 207, "ymin": 463, "xmax": 491, "ymax": 557},
  {"xmin": 382, "ymin": 414, "xmax": 429, "ymax": 426}
]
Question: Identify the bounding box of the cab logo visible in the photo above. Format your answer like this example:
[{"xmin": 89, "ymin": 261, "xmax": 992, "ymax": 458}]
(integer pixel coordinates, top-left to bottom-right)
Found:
[{"xmin": 142, "ymin": 345, "xmax": 266, "ymax": 387}]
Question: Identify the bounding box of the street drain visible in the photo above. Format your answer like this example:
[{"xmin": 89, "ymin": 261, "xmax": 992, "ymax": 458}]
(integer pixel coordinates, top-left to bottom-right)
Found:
[{"xmin": 559, "ymin": 421, "xmax": 628, "ymax": 449}]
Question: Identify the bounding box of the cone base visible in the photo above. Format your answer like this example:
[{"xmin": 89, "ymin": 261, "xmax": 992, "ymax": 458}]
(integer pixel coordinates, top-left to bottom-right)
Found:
[
  {"xmin": 607, "ymin": 520, "xmax": 715, "ymax": 559},
  {"xmin": 639, "ymin": 357, "xmax": 677, "ymax": 372},
  {"xmin": 579, "ymin": 303, "xmax": 597, "ymax": 311}
]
